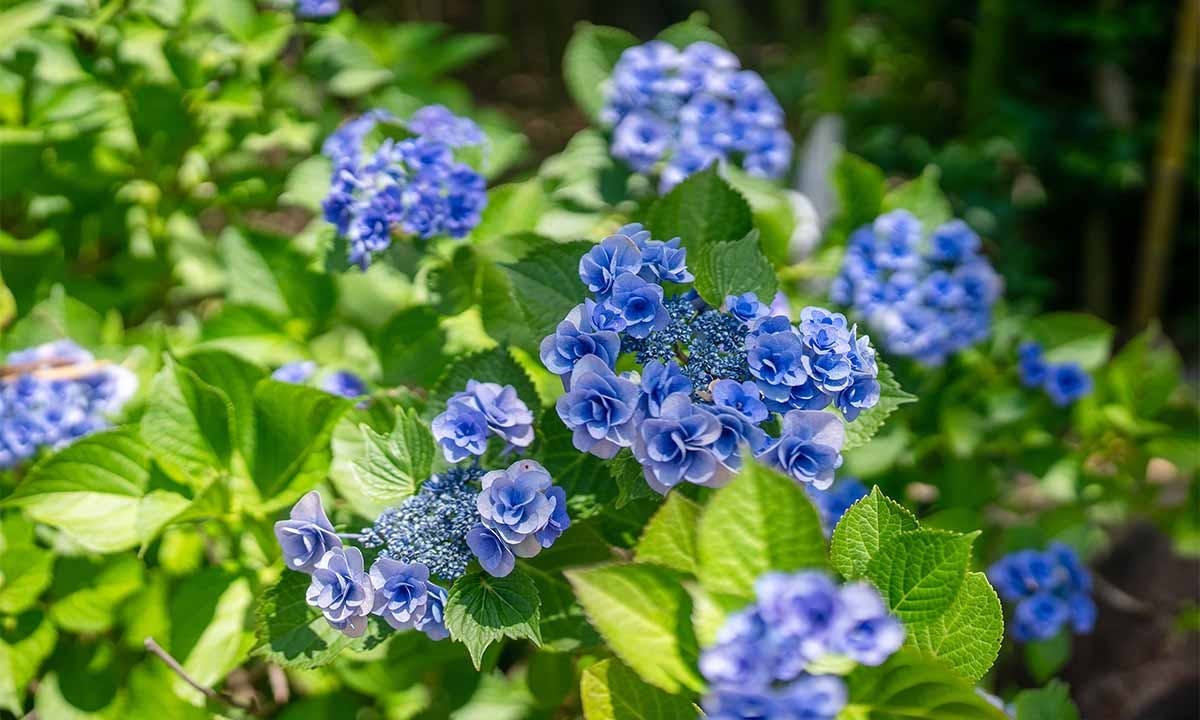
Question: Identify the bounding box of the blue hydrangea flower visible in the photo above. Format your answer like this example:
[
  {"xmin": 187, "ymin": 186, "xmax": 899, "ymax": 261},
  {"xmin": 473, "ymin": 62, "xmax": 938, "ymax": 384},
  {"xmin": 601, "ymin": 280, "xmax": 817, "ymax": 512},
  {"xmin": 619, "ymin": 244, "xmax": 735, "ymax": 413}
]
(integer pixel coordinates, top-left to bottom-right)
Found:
[
  {"xmin": 988, "ymin": 543, "xmax": 1096, "ymax": 642},
  {"xmin": 320, "ymin": 370, "xmax": 367, "ymax": 399},
  {"xmin": 637, "ymin": 360, "xmax": 693, "ymax": 418},
  {"xmin": 632, "ymin": 393, "xmax": 725, "ymax": 493},
  {"xmin": 449, "ymin": 380, "xmax": 535, "ymax": 449},
  {"xmin": 361, "ymin": 467, "xmax": 481, "ymax": 581},
  {"xmin": 829, "ymin": 582, "xmax": 906, "ymax": 665},
  {"xmin": 295, "ymin": 0, "xmax": 338, "ymax": 18},
  {"xmin": 757, "ymin": 410, "xmax": 845, "ymax": 490},
  {"xmin": 745, "ymin": 321, "xmax": 808, "ymax": 403},
  {"xmin": 755, "ymin": 571, "xmax": 841, "ymax": 675},
  {"xmin": 431, "ymin": 403, "xmax": 490, "ymax": 462},
  {"xmin": 1044, "ymin": 363, "xmax": 1092, "ymax": 406},
  {"xmin": 1017, "ymin": 342, "xmax": 1047, "ymax": 387},
  {"xmin": 540, "ymin": 303, "xmax": 622, "ymax": 381},
  {"xmin": 535, "ymin": 485, "xmax": 571, "ymax": 549},
  {"xmin": 275, "ymin": 491, "xmax": 342, "ymax": 573},
  {"xmin": 633, "ymin": 230, "xmax": 694, "ymax": 284},
  {"xmin": 414, "ymin": 583, "xmax": 450, "ymax": 640},
  {"xmin": 273, "ymin": 361, "xmax": 317, "ymax": 384},
  {"xmin": 602, "ymin": 41, "xmax": 793, "ymax": 190},
  {"xmin": 555, "ymin": 354, "xmax": 640, "ymax": 458},
  {"xmin": 833, "ymin": 211, "xmax": 1001, "ymax": 365},
  {"xmin": 710, "ymin": 379, "xmax": 768, "ymax": 423},
  {"xmin": 466, "ymin": 524, "xmax": 516, "ymax": 578},
  {"xmin": 724, "ymin": 293, "xmax": 770, "ymax": 324},
  {"xmin": 320, "ymin": 107, "xmax": 487, "ymax": 267},
  {"xmin": 798, "ymin": 307, "xmax": 853, "ymax": 355},
  {"xmin": 704, "ymin": 404, "xmax": 769, "ymax": 473},
  {"xmin": 305, "ymin": 546, "xmax": 374, "ymax": 637},
  {"xmin": 368, "ymin": 557, "xmax": 431, "ymax": 630},
  {"xmin": 1012, "ymin": 593, "xmax": 1071, "ymax": 642},
  {"xmin": 579, "ymin": 234, "xmax": 643, "ymax": 297},
  {"xmin": 806, "ymin": 477, "xmax": 869, "ymax": 536},
  {"xmin": 476, "ymin": 459, "xmax": 557, "ymax": 553},
  {"xmin": 604, "ymin": 273, "xmax": 670, "ymax": 339}
]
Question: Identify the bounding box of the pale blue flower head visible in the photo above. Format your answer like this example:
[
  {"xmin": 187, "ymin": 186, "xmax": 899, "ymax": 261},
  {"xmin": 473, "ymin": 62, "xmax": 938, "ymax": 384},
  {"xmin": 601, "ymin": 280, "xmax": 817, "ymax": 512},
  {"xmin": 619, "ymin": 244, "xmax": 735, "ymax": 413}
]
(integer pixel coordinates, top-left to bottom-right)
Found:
[
  {"xmin": 710, "ymin": 379, "xmax": 768, "ymax": 423},
  {"xmin": 829, "ymin": 582, "xmax": 906, "ymax": 666},
  {"xmin": 637, "ymin": 360, "xmax": 693, "ymax": 418},
  {"xmin": 929, "ymin": 219, "xmax": 980, "ymax": 264},
  {"xmin": 757, "ymin": 410, "xmax": 845, "ymax": 490},
  {"xmin": 1012, "ymin": 593, "xmax": 1070, "ymax": 642},
  {"xmin": 476, "ymin": 459, "xmax": 556, "ymax": 552},
  {"xmin": 368, "ymin": 558, "xmax": 430, "ymax": 630},
  {"xmin": 579, "ymin": 234, "xmax": 643, "ymax": 297},
  {"xmin": 273, "ymin": 361, "xmax": 317, "ymax": 385},
  {"xmin": 555, "ymin": 354, "xmax": 640, "ymax": 459},
  {"xmin": 431, "ymin": 403, "xmax": 489, "ymax": 462},
  {"xmin": 633, "ymin": 393, "xmax": 725, "ymax": 493},
  {"xmin": 466, "ymin": 524, "xmax": 516, "ymax": 578},
  {"xmin": 415, "ymin": 583, "xmax": 450, "ymax": 640},
  {"xmin": 724, "ymin": 292, "xmax": 770, "ymax": 324},
  {"xmin": 1044, "ymin": 363, "xmax": 1092, "ymax": 407},
  {"xmin": 449, "ymin": 380, "xmax": 535, "ymax": 449},
  {"xmin": 605, "ymin": 273, "xmax": 669, "ymax": 339},
  {"xmin": 274, "ymin": 491, "xmax": 342, "ymax": 573},
  {"xmin": 1017, "ymin": 341, "xmax": 1047, "ymax": 387},
  {"xmin": 745, "ymin": 324, "xmax": 808, "ymax": 403},
  {"xmin": 320, "ymin": 370, "xmax": 367, "ymax": 399},
  {"xmin": 539, "ymin": 302, "xmax": 622, "ymax": 381},
  {"xmin": 305, "ymin": 546, "xmax": 374, "ymax": 637}
]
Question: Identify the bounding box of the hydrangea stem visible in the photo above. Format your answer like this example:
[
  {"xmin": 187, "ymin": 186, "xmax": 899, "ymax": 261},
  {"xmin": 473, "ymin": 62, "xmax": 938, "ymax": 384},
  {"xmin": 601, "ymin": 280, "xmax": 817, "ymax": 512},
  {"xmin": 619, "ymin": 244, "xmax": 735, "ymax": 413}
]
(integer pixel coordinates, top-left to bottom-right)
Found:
[{"xmin": 144, "ymin": 636, "xmax": 257, "ymax": 712}]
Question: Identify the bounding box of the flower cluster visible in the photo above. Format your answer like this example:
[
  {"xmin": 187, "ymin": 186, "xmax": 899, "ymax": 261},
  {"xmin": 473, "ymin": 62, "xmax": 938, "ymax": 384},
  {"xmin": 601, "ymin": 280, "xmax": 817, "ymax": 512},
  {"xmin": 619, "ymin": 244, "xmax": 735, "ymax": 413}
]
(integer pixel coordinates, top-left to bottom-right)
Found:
[
  {"xmin": 543, "ymin": 224, "xmax": 881, "ymax": 494},
  {"xmin": 806, "ymin": 476, "xmax": 869, "ymax": 537},
  {"xmin": 601, "ymin": 41, "xmax": 793, "ymax": 192},
  {"xmin": 294, "ymin": 0, "xmax": 338, "ymax": 18},
  {"xmin": 321, "ymin": 106, "xmax": 487, "ymax": 268},
  {"xmin": 0, "ymin": 340, "xmax": 137, "ymax": 469},
  {"xmin": 275, "ymin": 491, "xmax": 450, "ymax": 639},
  {"xmin": 700, "ymin": 571, "xmax": 904, "ymax": 720},
  {"xmin": 272, "ymin": 361, "xmax": 368, "ymax": 399},
  {"xmin": 466, "ymin": 459, "xmax": 570, "ymax": 578},
  {"xmin": 1017, "ymin": 342, "xmax": 1093, "ymax": 406},
  {"xmin": 832, "ymin": 211, "xmax": 1002, "ymax": 365},
  {"xmin": 987, "ymin": 543, "xmax": 1096, "ymax": 642},
  {"xmin": 432, "ymin": 380, "xmax": 535, "ymax": 462}
]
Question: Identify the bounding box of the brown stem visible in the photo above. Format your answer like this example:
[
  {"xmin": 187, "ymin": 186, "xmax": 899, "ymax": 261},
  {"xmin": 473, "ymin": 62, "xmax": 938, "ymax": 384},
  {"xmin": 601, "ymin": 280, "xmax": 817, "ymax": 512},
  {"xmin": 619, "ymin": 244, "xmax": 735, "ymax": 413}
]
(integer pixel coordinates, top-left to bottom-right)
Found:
[{"xmin": 143, "ymin": 637, "xmax": 257, "ymax": 713}]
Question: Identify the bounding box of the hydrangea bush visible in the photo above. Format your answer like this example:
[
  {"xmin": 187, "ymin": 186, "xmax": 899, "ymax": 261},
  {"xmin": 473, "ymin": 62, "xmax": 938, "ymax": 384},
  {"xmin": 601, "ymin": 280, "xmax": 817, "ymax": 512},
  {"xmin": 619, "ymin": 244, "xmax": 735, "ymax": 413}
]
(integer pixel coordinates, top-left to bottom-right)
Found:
[{"xmin": 1, "ymin": 9, "xmax": 1191, "ymax": 720}]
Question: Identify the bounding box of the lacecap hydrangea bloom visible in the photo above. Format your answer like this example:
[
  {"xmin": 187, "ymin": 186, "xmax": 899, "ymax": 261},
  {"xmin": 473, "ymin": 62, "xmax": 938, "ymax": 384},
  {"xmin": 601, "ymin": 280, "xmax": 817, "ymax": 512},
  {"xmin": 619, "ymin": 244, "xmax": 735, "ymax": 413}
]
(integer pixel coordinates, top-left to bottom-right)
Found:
[
  {"xmin": 1017, "ymin": 342, "xmax": 1093, "ymax": 406},
  {"xmin": 543, "ymin": 223, "xmax": 882, "ymax": 494},
  {"xmin": 602, "ymin": 41, "xmax": 793, "ymax": 192},
  {"xmin": 321, "ymin": 106, "xmax": 487, "ymax": 268},
  {"xmin": 278, "ymin": 490, "xmax": 453, "ymax": 640},
  {"xmin": 987, "ymin": 543, "xmax": 1096, "ymax": 642},
  {"xmin": 700, "ymin": 570, "xmax": 904, "ymax": 720},
  {"xmin": 432, "ymin": 381, "xmax": 535, "ymax": 462},
  {"xmin": 0, "ymin": 340, "xmax": 137, "ymax": 469},
  {"xmin": 832, "ymin": 211, "xmax": 1002, "ymax": 365},
  {"xmin": 468, "ymin": 459, "xmax": 570, "ymax": 578}
]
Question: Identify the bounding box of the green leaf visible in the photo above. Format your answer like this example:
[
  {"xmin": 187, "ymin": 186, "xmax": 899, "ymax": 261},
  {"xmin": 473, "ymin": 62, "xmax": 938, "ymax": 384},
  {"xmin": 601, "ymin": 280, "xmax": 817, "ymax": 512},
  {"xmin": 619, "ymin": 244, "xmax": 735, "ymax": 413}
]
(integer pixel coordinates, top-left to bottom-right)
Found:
[
  {"xmin": 350, "ymin": 408, "xmax": 434, "ymax": 506},
  {"xmin": 863, "ymin": 529, "xmax": 974, "ymax": 624},
  {"xmin": 253, "ymin": 570, "xmax": 358, "ymax": 669},
  {"xmin": 831, "ymin": 486, "xmax": 918, "ymax": 580},
  {"xmin": 842, "ymin": 359, "xmax": 916, "ymax": 451},
  {"xmin": 635, "ymin": 492, "xmax": 701, "ymax": 575},
  {"xmin": 906, "ymin": 572, "xmax": 1003, "ymax": 682},
  {"xmin": 523, "ymin": 525, "xmax": 610, "ymax": 651},
  {"xmin": 377, "ymin": 305, "xmax": 451, "ymax": 387},
  {"xmin": 843, "ymin": 649, "xmax": 1008, "ymax": 719},
  {"xmin": 830, "ymin": 153, "xmax": 886, "ymax": 243},
  {"xmin": 580, "ymin": 658, "xmax": 697, "ymax": 720},
  {"xmin": 3, "ymin": 429, "xmax": 193, "ymax": 553},
  {"xmin": 0, "ymin": 611, "xmax": 57, "ymax": 716},
  {"xmin": 219, "ymin": 227, "xmax": 290, "ymax": 316},
  {"xmin": 566, "ymin": 563, "xmax": 704, "ymax": 693},
  {"xmin": 610, "ymin": 449, "xmax": 655, "ymax": 508},
  {"xmin": 881, "ymin": 165, "xmax": 952, "ymax": 230},
  {"xmin": 1024, "ymin": 630, "xmax": 1071, "ymax": 684},
  {"xmin": 0, "ymin": 286, "xmax": 104, "ymax": 352},
  {"xmin": 0, "ymin": 518, "xmax": 53, "ymax": 614},
  {"xmin": 432, "ymin": 347, "xmax": 541, "ymax": 418},
  {"xmin": 536, "ymin": 409, "xmax": 618, "ymax": 519},
  {"xmin": 1028, "ymin": 313, "xmax": 1114, "ymax": 371},
  {"xmin": 1012, "ymin": 681, "xmax": 1080, "ymax": 720},
  {"xmin": 695, "ymin": 459, "xmax": 827, "ymax": 599},
  {"xmin": 445, "ymin": 570, "xmax": 542, "ymax": 669},
  {"xmin": 1107, "ymin": 323, "xmax": 1182, "ymax": 419},
  {"xmin": 178, "ymin": 350, "xmax": 265, "ymax": 460},
  {"xmin": 140, "ymin": 358, "xmax": 234, "ymax": 480},
  {"xmin": 500, "ymin": 240, "xmax": 594, "ymax": 350},
  {"xmin": 467, "ymin": 180, "xmax": 550, "ymax": 253},
  {"xmin": 645, "ymin": 167, "xmax": 753, "ymax": 261},
  {"xmin": 563, "ymin": 23, "xmax": 638, "ymax": 122},
  {"xmin": 250, "ymin": 380, "xmax": 351, "ymax": 503},
  {"xmin": 167, "ymin": 568, "xmax": 254, "ymax": 688},
  {"xmin": 49, "ymin": 555, "xmax": 143, "ymax": 634},
  {"xmin": 692, "ymin": 229, "xmax": 779, "ymax": 308},
  {"xmin": 655, "ymin": 13, "xmax": 727, "ymax": 49}
]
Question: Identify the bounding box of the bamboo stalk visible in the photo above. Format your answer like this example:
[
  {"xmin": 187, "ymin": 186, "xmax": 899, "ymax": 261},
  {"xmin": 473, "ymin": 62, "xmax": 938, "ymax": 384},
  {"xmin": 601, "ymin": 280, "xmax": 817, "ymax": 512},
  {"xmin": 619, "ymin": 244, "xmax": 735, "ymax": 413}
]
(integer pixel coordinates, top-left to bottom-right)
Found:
[{"xmin": 1130, "ymin": 0, "xmax": 1198, "ymax": 329}]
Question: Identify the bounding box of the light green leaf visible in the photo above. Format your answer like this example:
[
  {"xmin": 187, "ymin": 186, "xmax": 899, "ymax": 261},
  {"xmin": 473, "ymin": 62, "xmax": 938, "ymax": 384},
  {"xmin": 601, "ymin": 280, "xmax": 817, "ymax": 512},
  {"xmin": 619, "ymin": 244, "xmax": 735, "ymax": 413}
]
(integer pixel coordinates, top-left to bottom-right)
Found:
[
  {"xmin": 655, "ymin": 13, "xmax": 727, "ymax": 48},
  {"xmin": 1012, "ymin": 680, "xmax": 1080, "ymax": 720},
  {"xmin": 445, "ymin": 570, "xmax": 542, "ymax": 669},
  {"xmin": 842, "ymin": 359, "xmax": 916, "ymax": 452},
  {"xmin": 635, "ymin": 492, "xmax": 701, "ymax": 575},
  {"xmin": 696, "ymin": 459, "xmax": 827, "ymax": 599},
  {"xmin": 831, "ymin": 486, "xmax": 919, "ymax": 580},
  {"xmin": 49, "ymin": 555, "xmax": 143, "ymax": 634},
  {"xmin": 692, "ymin": 229, "xmax": 779, "ymax": 308},
  {"xmin": 0, "ymin": 285, "xmax": 104, "ymax": 352},
  {"xmin": 843, "ymin": 649, "xmax": 1009, "ymax": 719},
  {"xmin": 179, "ymin": 349, "xmax": 266, "ymax": 462},
  {"xmin": 580, "ymin": 658, "xmax": 697, "ymax": 720},
  {"xmin": 3, "ymin": 429, "xmax": 193, "ymax": 553},
  {"xmin": 253, "ymin": 570, "xmax": 358, "ymax": 669},
  {"xmin": 563, "ymin": 23, "xmax": 638, "ymax": 122},
  {"xmin": 140, "ymin": 358, "xmax": 234, "ymax": 481},
  {"xmin": 1028, "ymin": 313, "xmax": 1114, "ymax": 371},
  {"xmin": 0, "ymin": 611, "xmax": 57, "ymax": 716},
  {"xmin": 1106, "ymin": 323, "xmax": 1182, "ymax": 419},
  {"xmin": 467, "ymin": 180, "xmax": 549, "ymax": 253},
  {"xmin": 645, "ymin": 167, "xmax": 753, "ymax": 261},
  {"xmin": 1024, "ymin": 630, "xmax": 1071, "ymax": 684},
  {"xmin": 432, "ymin": 347, "xmax": 541, "ymax": 418},
  {"xmin": 906, "ymin": 572, "xmax": 1003, "ymax": 682},
  {"xmin": 566, "ymin": 563, "xmax": 704, "ymax": 694},
  {"xmin": 881, "ymin": 165, "xmax": 952, "ymax": 230},
  {"xmin": 0, "ymin": 539, "xmax": 53, "ymax": 614},
  {"xmin": 864, "ymin": 529, "xmax": 974, "ymax": 624},
  {"xmin": 250, "ymin": 379, "xmax": 351, "ymax": 503},
  {"xmin": 219, "ymin": 227, "xmax": 289, "ymax": 316},
  {"xmin": 351, "ymin": 408, "xmax": 434, "ymax": 505},
  {"xmin": 168, "ymin": 569, "xmax": 253, "ymax": 689}
]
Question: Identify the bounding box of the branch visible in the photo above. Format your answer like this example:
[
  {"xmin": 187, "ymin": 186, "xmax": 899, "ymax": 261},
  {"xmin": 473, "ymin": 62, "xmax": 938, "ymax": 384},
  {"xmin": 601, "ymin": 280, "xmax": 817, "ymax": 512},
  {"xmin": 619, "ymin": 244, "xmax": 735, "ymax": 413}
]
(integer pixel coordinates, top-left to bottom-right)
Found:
[{"xmin": 143, "ymin": 637, "xmax": 257, "ymax": 712}]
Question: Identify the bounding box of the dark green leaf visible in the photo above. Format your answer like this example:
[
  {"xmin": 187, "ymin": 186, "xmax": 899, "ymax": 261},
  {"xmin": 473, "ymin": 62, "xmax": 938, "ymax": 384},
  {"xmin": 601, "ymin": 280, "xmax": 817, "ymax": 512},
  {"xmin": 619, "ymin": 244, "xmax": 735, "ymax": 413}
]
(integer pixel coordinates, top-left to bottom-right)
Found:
[
  {"xmin": 692, "ymin": 229, "xmax": 778, "ymax": 307},
  {"xmin": 645, "ymin": 166, "xmax": 753, "ymax": 261},
  {"xmin": 445, "ymin": 570, "xmax": 542, "ymax": 669}
]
